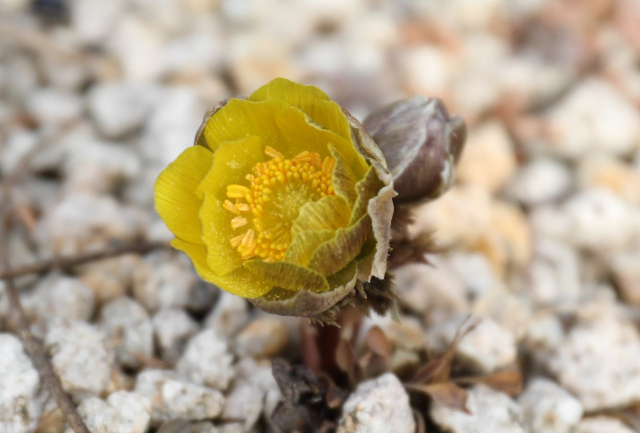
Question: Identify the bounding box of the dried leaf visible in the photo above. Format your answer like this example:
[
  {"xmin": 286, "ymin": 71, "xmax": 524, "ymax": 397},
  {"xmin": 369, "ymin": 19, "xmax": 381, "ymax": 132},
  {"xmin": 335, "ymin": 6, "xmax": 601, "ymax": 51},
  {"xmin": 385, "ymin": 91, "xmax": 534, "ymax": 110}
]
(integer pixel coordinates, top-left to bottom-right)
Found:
[
  {"xmin": 335, "ymin": 337, "xmax": 356, "ymax": 385},
  {"xmin": 301, "ymin": 322, "xmax": 322, "ymax": 375},
  {"xmin": 411, "ymin": 316, "xmax": 479, "ymax": 384},
  {"xmin": 406, "ymin": 382, "xmax": 471, "ymax": 414},
  {"xmin": 319, "ymin": 374, "xmax": 347, "ymax": 409},
  {"xmin": 366, "ymin": 325, "xmax": 393, "ymax": 363},
  {"xmin": 455, "ymin": 371, "xmax": 523, "ymax": 398},
  {"xmin": 413, "ymin": 409, "xmax": 427, "ymax": 433}
]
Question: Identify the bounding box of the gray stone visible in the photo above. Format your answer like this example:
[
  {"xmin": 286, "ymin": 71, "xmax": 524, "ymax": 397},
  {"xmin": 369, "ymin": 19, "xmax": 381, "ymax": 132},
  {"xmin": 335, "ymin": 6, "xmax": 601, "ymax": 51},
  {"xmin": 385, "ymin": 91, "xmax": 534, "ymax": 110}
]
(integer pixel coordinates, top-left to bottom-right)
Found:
[
  {"xmin": 0, "ymin": 334, "xmax": 42, "ymax": 433},
  {"xmin": 518, "ymin": 378, "xmax": 583, "ymax": 433},
  {"xmin": 176, "ymin": 329, "xmax": 234, "ymax": 391},
  {"xmin": 430, "ymin": 385, "xmax": 525, "ymax": 433},
  {"xmin": 45, "ymin": 321, "xmax": 113, "ymax": 399},
  {"xmin": 134, "ymin": 370, "xmax": 225, "ymax": 427},
  {"xmin": 100, "ymin": 297, "xmax": 154, "ymax": 369},
  {"xmin": 338, "ymin": 373, "xmax": 415, "ymax": 433},
  {"xmin": 65, "ymin": 391, "xmax": 151, "ymax": 433},
  {"xmin": 152, "ymin": 308, "xmax": 199, "ymax": 364}
]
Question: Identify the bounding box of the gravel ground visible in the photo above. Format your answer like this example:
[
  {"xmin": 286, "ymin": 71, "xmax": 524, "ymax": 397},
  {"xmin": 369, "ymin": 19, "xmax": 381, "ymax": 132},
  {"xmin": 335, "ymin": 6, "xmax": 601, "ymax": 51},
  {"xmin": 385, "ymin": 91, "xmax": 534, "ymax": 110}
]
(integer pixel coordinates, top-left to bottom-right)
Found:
[{"xmin": 1, "ymin": 0, "xmax": 640, "ymax": 432}]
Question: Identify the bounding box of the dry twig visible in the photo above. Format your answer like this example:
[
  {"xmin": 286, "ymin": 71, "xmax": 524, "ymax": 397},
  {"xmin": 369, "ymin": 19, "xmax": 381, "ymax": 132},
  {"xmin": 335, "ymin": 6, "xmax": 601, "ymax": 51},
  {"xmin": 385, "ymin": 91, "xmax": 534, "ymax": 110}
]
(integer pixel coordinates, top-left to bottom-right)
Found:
[
  {"xmin": 1, "ymin": 184, "xmax": 91, "ymax": 433},
  {"xmin": 0, "ymin": 240, "xmax": 171, "ymax": 281}
]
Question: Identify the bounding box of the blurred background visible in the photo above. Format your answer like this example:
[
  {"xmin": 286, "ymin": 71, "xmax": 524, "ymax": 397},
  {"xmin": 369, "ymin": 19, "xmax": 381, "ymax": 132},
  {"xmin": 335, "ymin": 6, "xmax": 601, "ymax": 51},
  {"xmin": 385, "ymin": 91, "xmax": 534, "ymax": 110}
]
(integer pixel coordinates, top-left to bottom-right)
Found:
[{"xmin": 1, "ymin": 0, "xmax": 640, "ymax": 432}]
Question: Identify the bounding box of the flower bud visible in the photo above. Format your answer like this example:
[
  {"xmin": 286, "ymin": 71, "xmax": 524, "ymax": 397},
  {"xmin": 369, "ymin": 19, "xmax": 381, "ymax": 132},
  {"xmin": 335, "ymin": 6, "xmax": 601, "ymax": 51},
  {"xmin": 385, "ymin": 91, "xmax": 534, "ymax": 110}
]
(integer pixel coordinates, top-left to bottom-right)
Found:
[{"xmin": 363, "ymin": 97, "xmax": 466, "ymax": 205}]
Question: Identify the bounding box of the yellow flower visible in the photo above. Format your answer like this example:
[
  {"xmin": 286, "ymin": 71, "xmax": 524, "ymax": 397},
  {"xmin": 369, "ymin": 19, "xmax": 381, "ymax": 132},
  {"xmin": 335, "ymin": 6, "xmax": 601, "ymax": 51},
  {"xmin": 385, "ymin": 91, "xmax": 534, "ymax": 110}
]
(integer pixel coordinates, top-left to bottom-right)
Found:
[{"xmin": 154, "ymin": 78, "xmax": 393, "ymax": 317}]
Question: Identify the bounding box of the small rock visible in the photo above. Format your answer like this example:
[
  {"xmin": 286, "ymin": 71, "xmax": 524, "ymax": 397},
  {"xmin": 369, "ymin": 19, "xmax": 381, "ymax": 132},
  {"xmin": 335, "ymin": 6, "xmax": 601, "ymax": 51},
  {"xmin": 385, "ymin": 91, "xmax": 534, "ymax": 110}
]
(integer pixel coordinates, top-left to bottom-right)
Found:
[
  {"xmin": 63, "ymin": 140, "xmax": 141, "ymax": 193},
  {"xmin": 578, "ymin": 155, "xmax": 640, "ymax": 205},
  {"xmin": 23, "ymin": 274, "xmax": 95, "ymax": 338},
  {"xmin": 234, "ymin": 317, "xmax": 289, "ymax": 359},
  {"xmin": 79, "ymin": 255, "xmax": 142, "ymax": 305},
  {"xmin": 152, "ymin": 308, "xmax": 199, "ymax": 364},
  {"xmin": 507, "ymin": 158, "xmax": 573, "ymax": 206},
  {"xmin": 71, "ymin": 0, "xmax": 126, "ymax": 44},
  {"xmin": 574, "ymin": 417, "xmax": 636, "ymax": 433},
  {"xmin": 45, "ymin": 321, "xmax": 113, "ymax": 399},
  {"xmin": 134, "ymin": 370, "xmax": 225, "ymax": 426},
  {"xmin": 527, "ymin": 237, "xmax": 582, "ymax": 306},
  {"xmin": 204, "ymin": 292, "xmax": 250, "ymax": 338},
  {"xmin": 100, "ymin": 297, "xmax": 154, "ymax": 369},
  {"xmin": 0, "ymin": 129, "xmax": 38, "ymax": 177},
  {"xmin": 610, "ymin": 245, "xmax": 640, "ymax": 306},
  {"xmin": 518, "ymin": 378, "xmax": 583, "ymax": 433},
  {"xmin": 428, "ymin": 315, "xmax": 517, "ymax": 374},
  {"xmin": 66, "ymin": 391, "xmax": 151, "ymax": 433},
  {"xmin": 176, "ymin": 329, "xmax": 234, "ymax": 390},
  {"xmin": 337, "ymin": 373, "xmax": 415, "ymax": 433},
  {"xmin": 521, "ymin": 312, "xmax": 565, "ymax": 364},
  {"xmin": 88, "ymin": 83, "xmax": 157, "ymax": 139},
  {"xmin": 133, "ymin": 251, "xmax": 216, "ymax": 313},
  {"xmin": 36, "ymin": 192, "xmax": 142, "ymax": 256},
  {"xmin": 548, "ymin": 314, "xmax": 640, "ymax": 411},
  {"xmin": 430, "ymin": 385, "xmax": 525, "ymax": 433},
  {"xmin": 543, "ymin": 79, "xmax": 640, "ymax": 158},
  {"xmin": 0, "ymin": 334, "xmax": 42, "ymax": 433},
  {"xmin": 392, "ymin": 260, "xmax": 468, "ymax": 321},
  {"xmin": 217, "ymin": 382, "xmax": 264, "ymax": 433},
  {"xmin": 26, "ymin": 88, "xmax": 83, "ymax": 126},
  {"xmin": 109, "ymin": 16, "xmax": 166, "ymax": 82},
  {"xmin": 457, "ymin": 121, "xmax": 517, "ymax": 193}
]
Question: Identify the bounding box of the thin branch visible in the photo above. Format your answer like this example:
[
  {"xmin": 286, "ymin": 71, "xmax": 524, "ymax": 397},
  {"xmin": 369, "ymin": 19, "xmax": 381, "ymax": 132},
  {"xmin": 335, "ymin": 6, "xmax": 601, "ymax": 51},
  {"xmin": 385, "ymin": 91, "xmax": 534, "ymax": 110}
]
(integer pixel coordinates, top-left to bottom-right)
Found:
[
  {"xmin": 0, "ymin": 240, "xmax": 171, "ymax": 281},
  {"xmin": 1, "ymin": 176, "xmax": 91, "ymax": 433}
]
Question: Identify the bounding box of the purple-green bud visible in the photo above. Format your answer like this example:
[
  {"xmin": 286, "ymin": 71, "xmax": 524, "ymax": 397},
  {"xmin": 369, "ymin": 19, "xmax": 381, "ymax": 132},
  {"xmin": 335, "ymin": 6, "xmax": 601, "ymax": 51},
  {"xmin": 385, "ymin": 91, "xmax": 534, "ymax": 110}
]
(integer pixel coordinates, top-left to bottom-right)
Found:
[{"xmin": 363, "ymin": 97, "xmax": 466, "ymax": 205}]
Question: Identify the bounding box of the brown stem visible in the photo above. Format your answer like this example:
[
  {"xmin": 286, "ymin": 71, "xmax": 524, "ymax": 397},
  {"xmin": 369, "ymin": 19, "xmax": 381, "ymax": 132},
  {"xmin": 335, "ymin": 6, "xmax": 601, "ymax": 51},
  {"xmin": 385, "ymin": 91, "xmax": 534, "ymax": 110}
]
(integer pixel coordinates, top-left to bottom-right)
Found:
[
  {"xmin": 1, "ymin": 214, "xmax": 91, "ymax": 433},
  {"xmin": 0, "ymin": 241, "xmax": 172, "ymax": 281}
]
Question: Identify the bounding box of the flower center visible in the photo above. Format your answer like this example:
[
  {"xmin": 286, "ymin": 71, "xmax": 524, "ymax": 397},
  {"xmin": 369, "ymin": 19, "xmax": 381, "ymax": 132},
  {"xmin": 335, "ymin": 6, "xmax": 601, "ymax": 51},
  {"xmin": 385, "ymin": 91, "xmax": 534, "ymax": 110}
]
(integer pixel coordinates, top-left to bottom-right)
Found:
[{"xmin": 225, "ymin": 146, "xmax": 335, "ymax": 262}]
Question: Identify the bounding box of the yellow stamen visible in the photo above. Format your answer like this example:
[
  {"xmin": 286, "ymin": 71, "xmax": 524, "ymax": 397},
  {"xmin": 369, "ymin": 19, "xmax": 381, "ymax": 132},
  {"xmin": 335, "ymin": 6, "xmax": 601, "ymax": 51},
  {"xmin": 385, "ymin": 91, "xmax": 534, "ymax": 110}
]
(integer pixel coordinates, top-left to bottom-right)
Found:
[
  {"xmin": 225, "ymin": 147, "xmax": 336, "ymax": 262},
  {"xmin": 227, "ymin": 184, "xmax": 250, "ymax": 198},
  {"xmin": 265, "ymin": 146, "xmax": 284, "ymax": 160},
  {"xmin": 231, "ymin": 216, "xmax": 247, "ymax": 229}
]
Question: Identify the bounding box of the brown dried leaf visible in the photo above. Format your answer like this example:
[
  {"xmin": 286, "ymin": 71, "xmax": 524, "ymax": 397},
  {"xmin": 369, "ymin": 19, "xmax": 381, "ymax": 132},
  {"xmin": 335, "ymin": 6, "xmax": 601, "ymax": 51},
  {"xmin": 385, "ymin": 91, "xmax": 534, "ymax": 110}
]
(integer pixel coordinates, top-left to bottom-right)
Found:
[
  {"xmin": 335, "ymin": 337, "xmax": 356, "ymax": 385},
  {"xmin": 366, "ymin": 325, "xmax": 392, "ymax": 363},
  {"xmin": 413, "ymin": 409, "xmax": 427, "ymax": 433},
  {"xmin": 406, "ymin": 382, "xmax": 471, "ymax": 414},
  {"xmin": 411, "ymin": 316, "xmax": 479, "ymax": 384},
  {"xmin": 301, "ymin": 321, "xmax": 322, "ymax": 375},
  {"xmin": 455, "ymin": 371, "xmax": 523, "ymax": 397}
]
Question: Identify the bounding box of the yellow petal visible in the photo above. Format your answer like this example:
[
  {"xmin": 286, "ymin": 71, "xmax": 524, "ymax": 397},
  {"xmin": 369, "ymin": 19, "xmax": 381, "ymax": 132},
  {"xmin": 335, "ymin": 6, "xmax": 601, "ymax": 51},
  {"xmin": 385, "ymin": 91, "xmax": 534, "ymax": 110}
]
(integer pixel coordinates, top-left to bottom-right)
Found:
[
  {"xmin": 308, "ymin": 215, "xmax": 372, "ymax": 276},
  {"xmin": 171, "ymin": 239, "xmax": 272, "ymax": 298},
  {"xmin": 196, "ymin": 135, "xmax": 265, "ymax": 200},
  {"xmin": 350, "ymin": 166, "xmax": 382, "ymax": 225},
  {"xmin": 291, "ymin": 195, "xmax": 351, "ymax": 236},
  {"xmin": 248, "ymin": 77, "xmax": 352, "ymax": 142},
  {"xmin": 199, "ymin": 194, "xmax": 244, "ymax": 276},
  {"xmin": 154, "ymin": 146, "xmax": 213, "ymax": 245},
  {"xmin": 244, "ymin": 260, "xmax": 330, "ymax": 292},
  {"xmin": 284, "ymin": 230, "xmax": 335, "ymax": 266},
  {"xmin": 329, "ymin": 145, "xmax": 357, "ymax": 206},
  {"xmin": 203, "ymin": 99, "xmax": 367, "ymax": 179}
]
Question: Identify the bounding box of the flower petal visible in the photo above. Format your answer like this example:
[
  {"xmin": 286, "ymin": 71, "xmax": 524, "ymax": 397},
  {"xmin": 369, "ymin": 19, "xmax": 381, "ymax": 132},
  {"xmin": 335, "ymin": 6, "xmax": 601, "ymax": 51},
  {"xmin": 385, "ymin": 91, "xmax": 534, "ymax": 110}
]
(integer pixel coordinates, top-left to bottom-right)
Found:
[
  {"xmin": 291, "ymin": 195, "xmax": 351, "ymax": 236},
  {"xmin": 248, "ymin": 77, "xmax": 352, "ymax": 142},
  {"xmin": 199, "ymin": 194, "xmax": 243, "ymax": 276},
  {"xmin": 244, "ymin": 260, "xmax": 330, "ymax": 292},
  {"xmin": 171, "ymin": 239, "xmax": 272, "ymax": 298},
  {"xmin": 155, "ymin": 146, "xmax": 213, "ymax": 244},
  {"xmin": 329, "ymin": 145, "xmax": 357, "ymax": 206},
  {"xmin": 350, "ymin": 166, "xmax": 382, "ymax": 225},
  {"xmin": 203, "ymin": 99, "xmax": 367, "ymax": 179},
  {"xmin": 197, "ymin": 135, "xmax": 265, "ymax": 200},
  {"xmin": 284, "ymin": 230, "xmax": 335, "ymax": 266},
  {"xmin": 308, "ymin": 215, "xmax": 372, "ymax": 276},
  {"xmin": 249, "ymin": 261, "xmax": 358, "ymax": 317}
]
